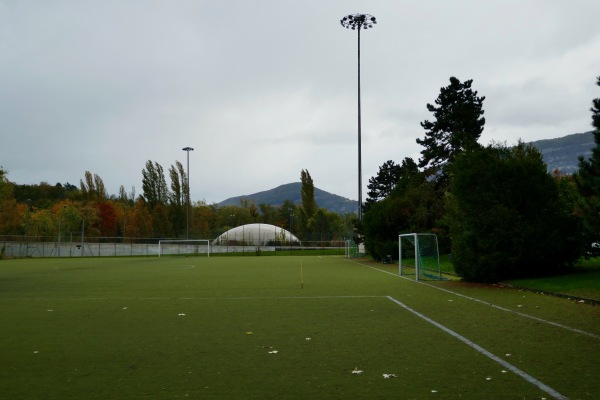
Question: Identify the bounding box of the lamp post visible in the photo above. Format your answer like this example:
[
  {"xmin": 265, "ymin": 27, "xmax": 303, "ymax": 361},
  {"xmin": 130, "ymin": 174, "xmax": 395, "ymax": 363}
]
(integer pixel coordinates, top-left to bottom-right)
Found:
[
  {"xmin": 340, "ymin": 13, "xmax": 377, "ymax": 222},
  {"xmin": 182, "ymin": 147, "xmax": 194, "ymax": 239}
]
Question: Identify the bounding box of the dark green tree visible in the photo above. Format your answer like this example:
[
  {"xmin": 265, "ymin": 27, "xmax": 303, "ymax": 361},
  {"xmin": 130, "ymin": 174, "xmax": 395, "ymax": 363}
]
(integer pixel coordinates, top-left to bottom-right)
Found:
[
  {"xmin": 576, "ymin": 76, "xmax": 600, "ymax": 237},
  {"xmin": 416, "ymin": 77, "xmax": 485, "ymax": 186},
  {"xmin": 448, "ymin": 142, "xmax": 580, "ymax": 282},
  {"xmin": 362, "ymin": 163, "xmax": 442, "ymax": 260},
  {"xmin": 365, "ymin": 160, "xmax": 401, "ymax": 211},
  {"xmin": 300, "ymin": 169, "xmax": 317, "ymax": 223}
]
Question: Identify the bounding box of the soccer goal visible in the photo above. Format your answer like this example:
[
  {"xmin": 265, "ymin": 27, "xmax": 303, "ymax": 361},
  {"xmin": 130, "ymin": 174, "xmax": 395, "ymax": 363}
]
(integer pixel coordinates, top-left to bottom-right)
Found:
[
  {"xmin": 398, "ymin": 233, "xmax": 441, "ymax": 281},
  {"xmin": 158, "ymin": 240, "xmax": 211, "ymax": 258}
]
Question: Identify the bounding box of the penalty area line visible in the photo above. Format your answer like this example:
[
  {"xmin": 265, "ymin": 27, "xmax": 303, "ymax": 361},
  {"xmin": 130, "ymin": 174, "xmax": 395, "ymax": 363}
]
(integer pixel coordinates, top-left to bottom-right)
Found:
[
  {"xmin": 386, "ymin": 295, "xmax": 569, "ymax": 400},
  {"xmin": 346, "ymin": 259, "xmax": 600, "ymax": 340}
]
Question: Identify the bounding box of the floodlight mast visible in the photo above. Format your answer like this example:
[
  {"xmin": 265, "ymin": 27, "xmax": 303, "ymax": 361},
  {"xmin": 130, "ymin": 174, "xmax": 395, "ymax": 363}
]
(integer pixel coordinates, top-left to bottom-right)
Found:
[
  {"xmin": 182, "ymin": 147, "xmax": 194, "ymax": 239},
  {"xmin": 340, "ymin": 13, "xmax": 377, "ymax": 222}
]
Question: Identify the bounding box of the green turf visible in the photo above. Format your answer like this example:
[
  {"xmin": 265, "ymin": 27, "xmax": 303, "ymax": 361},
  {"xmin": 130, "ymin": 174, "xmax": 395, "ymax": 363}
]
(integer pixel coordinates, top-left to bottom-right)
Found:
[{"xmin": 1, "ymin": 256, "xmax": 599, "ymax": 399}]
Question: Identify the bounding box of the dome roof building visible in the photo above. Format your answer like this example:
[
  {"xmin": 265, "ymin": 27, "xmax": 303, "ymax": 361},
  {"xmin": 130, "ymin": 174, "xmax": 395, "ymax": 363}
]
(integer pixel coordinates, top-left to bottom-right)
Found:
[{"xmin": 212, "ymin": 223, "xmax": 301, "ymax": 246}]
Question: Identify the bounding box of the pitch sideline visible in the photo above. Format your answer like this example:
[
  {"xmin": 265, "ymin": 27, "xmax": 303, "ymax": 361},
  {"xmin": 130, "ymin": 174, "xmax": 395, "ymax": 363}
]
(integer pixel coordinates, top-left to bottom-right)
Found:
[{"xmin": 346, "ymin": 258, "xmax": 600, "ymax": 340}]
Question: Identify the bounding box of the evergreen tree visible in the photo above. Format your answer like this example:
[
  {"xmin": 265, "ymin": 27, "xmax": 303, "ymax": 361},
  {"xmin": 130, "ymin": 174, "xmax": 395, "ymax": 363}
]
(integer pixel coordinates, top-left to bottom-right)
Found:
[
  {"xmin": 449, "ymin": 143, "xmax": 579, "ymax": 282},
  {"xmin": 416, "ymin": 77, "xmax": 485, "ymax": 186},
  {"xmin": 365, "ymin": 160, "xmax": 401, "ymax": 211},
  {"xmin": 364, "ymin": 158, "xmax": 420, "ymax": 213},
  {"xmin": 576, "ymin": 76, "xmax": 600, "ymax": 235}
]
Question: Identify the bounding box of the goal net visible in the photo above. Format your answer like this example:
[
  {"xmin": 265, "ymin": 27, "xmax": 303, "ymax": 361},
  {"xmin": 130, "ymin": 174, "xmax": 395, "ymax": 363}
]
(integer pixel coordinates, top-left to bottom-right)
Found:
[
  {"xmin": 158, "ymin": 240, "xmax": 211, "ymax": 257},
  {"xmin": 398, "ymin": 233, "xmax": 441, "ymax": 281}
]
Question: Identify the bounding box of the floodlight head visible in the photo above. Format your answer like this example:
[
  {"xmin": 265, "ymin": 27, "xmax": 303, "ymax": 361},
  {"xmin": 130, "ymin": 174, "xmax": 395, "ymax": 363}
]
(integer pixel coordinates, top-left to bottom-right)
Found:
[
  {"xmin": 182, "ymin": 147, "xmax": 194, "ymax": 152},
  {"xmin": 340, "ymin": 14, "xmax": 377, "ymax": 30}
]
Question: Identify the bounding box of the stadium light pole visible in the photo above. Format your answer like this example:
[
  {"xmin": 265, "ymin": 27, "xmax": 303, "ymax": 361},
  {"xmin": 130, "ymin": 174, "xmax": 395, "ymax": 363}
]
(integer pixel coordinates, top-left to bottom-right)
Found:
[
  {"xmin": 340, "ymin": 13, "xmax": 377, "ymax": 222},
  {"xmin": 182, "ymin": 147, "xmax": 194, "ymax": 239}
]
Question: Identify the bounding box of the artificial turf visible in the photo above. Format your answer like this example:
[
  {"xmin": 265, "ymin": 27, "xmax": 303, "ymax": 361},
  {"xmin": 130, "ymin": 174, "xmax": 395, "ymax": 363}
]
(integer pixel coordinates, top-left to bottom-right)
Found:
[{"xmin": 1, "ymin": 256, "xmax": 598, "ymax": 399}]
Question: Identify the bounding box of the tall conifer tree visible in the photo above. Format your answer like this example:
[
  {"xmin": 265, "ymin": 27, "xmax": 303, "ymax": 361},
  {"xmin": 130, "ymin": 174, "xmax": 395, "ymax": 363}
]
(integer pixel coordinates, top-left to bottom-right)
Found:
[{"xmin": 576, "ymin": 76, "xmax": 600, "ymax": 234}]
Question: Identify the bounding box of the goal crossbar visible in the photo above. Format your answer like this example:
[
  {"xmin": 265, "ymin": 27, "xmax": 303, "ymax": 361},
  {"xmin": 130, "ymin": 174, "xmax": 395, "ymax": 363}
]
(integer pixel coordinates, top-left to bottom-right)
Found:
[{"xmin": 158, "ymin": 239, "xmax": 211, "ymax": 258}]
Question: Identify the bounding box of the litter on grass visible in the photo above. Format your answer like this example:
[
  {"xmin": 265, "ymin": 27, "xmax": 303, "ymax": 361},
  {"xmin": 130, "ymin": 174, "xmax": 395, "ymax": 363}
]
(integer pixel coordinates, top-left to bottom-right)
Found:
[
  {"xmin": 268, "ymin": 350, "xmax": 278, "ymax": 354},
  {"xmin": 351, "ymin": 367, "xmax": 363, "ymax": 375},
  {"xmin": 383, "ymin": 374, "xmax": 397, "ymax": 379},
  {"xmin": 178, "ymin": 313, "xmax": 186, "ymax": 316}
]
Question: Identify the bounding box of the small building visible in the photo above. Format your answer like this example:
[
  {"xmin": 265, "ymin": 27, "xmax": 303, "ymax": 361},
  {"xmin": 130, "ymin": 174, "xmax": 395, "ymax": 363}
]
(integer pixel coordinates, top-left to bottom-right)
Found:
[{"xmin": 212, "ymin": 223, "xmax": 301, "ymax": 246}]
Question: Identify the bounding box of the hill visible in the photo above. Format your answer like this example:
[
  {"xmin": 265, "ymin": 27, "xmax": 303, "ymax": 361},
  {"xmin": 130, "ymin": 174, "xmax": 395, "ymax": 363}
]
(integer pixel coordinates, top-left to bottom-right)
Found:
[
  {"xmin": 529, "ymin": 130, "xmax": 594, "ymax": 173},
  {"xmin": 216, "ymin": 131, "xmax": 596, "ymax": 214},
  {"xmin": 217, "ymin": 182, "xmax": 357, "ymax": 215}
]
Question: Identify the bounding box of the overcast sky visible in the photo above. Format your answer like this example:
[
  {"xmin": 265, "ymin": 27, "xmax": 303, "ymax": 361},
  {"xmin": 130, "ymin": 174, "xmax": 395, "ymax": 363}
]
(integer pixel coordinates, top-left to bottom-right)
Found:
[{"xmin": 1, "ymin": 0, "xmax": 599, "ymax": 204}]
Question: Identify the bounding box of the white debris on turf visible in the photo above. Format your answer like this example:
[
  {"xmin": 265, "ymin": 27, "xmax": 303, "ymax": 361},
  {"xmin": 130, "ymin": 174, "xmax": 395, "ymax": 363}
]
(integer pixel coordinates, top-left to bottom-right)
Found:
[
  {"xmin": 431, "ymin": 390, "xmax": 438, "ymax": 393},
  {"xmin": 383, "ymin": 374, "xmax": 397, "ymax": 379},
  {"xmin": 178, "ymin": 313, "xmax": 186, "ymax": 316},
  {"xmin": 305, "ymin": 337, "xmax": 311, "ymax": 341},
  {"xmin": 268, "ymin": 350, "xmax": 278, "ymax": 354},
  {"xmin": 351, "ymin": 367, "xmax": 363, "ymax": 375}
]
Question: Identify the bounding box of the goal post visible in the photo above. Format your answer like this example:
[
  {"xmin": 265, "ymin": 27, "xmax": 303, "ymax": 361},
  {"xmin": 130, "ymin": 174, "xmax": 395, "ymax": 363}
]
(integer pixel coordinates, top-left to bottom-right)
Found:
[
  {"xmin": 398, "ymin": 233, "xmax": 441, "ymax": 281},
  {"xmin": 158, "ymin": 239, "xmax": 211, "ymax": 258}
]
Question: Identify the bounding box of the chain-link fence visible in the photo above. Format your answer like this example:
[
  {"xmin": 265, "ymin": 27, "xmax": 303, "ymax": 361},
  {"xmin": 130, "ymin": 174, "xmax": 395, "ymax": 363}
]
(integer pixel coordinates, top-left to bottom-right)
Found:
[{"xmin": 0, "ymin": 236, "xmax": 353, "ymax": 258}]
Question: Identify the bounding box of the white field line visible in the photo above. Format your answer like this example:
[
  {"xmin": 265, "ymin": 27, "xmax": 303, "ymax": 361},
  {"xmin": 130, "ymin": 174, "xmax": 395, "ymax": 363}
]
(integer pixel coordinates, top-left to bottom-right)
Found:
[
  {"xmin": 347, "ymin": 259, "xmax": 600, "ymax": 340},
  {"xmin": 0, "ymin": 295, "xmax": 387, "ymax": 302},
  {"xmin": 386, "ymin": 295, "xmax": 569, "ymax": 400}
]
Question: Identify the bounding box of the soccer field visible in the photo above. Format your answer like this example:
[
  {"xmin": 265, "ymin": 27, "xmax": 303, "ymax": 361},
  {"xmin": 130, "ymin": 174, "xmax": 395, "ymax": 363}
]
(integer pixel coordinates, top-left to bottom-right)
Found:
[{"xmin": 1, "ymin": 256, "xmax": 599, "ymax": 399}]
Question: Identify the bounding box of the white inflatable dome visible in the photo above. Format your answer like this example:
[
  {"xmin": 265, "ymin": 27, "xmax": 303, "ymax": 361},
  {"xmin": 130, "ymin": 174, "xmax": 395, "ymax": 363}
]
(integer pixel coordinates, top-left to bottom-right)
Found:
[{"xmin": 213, "ymin": 223, "xmax": 301, "ymax": 245}]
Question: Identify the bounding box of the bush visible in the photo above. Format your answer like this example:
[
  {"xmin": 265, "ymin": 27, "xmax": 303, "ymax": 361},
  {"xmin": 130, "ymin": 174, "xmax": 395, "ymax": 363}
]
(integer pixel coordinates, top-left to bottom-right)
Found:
[{"xmin": 448, "ymin": 143, "xmax": 580, "ymax": 282}]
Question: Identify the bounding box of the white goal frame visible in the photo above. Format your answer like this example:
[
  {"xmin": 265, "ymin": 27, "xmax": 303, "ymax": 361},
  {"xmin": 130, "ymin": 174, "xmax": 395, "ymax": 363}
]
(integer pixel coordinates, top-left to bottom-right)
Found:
[
  {"xmin": 398, "ymin": 233, "xmax": 441, "ymax": 281},
  {"xmin": 158, "ymin": 239, "xmax": 211, "ymax": 258}
]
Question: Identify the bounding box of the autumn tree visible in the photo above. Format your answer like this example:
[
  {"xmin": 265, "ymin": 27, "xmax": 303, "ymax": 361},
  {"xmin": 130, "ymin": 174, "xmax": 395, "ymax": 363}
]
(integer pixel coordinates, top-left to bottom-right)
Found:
[
  {"xmin": 168, "ymin": 161, "xmax": 187, "ymax": 237},
  {"xmin": 416, "ymin": 77, "xmax": 485, "ymax": 187},
  {"xmin": 141, "ymin": 160, "xmax": 169, "ymax": 208},
  {"xmin": 0, "ymin": 166, "xmax": 13, "ymax": 202},
  {"xmin": 80, "ymin": 171, "xmax": 107, "ymax": 201}
]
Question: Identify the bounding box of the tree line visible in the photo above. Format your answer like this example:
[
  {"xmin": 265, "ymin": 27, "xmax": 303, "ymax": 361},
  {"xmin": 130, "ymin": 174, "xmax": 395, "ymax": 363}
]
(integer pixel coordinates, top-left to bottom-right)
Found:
[
  {"xmin": 2, "ymin": 75, "xmax": 599, "ymax": 283},
  {"xmin": 0, "ymin": 162, "xmax": 354, "ymax": 243},
  {"xmin": 362, "ymin": 76, "xmax": 600, "ymax": 282}
]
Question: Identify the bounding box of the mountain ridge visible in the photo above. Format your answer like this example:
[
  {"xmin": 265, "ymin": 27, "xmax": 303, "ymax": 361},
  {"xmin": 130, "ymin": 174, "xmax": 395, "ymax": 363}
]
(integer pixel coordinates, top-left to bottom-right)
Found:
[
  {"xmin": 217, "ymin": 131, "xmax": 596, "ymax": 214},
  {"xmin": 217, "ymin": 182, "xmax": 357, "ymax": 214}
]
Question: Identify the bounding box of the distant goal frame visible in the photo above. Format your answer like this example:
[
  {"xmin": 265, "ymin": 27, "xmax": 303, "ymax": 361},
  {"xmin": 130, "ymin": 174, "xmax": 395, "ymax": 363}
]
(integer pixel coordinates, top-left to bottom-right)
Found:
[
  {"xmin": 398, "ymin": 233, "xmax": 442, "ymax": 281},
  {"xmin": 158, "ymin": 239, "xmax": 211, "ymax": 258}
]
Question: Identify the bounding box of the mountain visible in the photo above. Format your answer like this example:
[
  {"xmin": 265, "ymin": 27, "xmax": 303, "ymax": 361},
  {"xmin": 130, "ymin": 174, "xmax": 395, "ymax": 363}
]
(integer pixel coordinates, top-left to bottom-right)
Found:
[
  {"xmin": 217, "ymin": 182, "xmax": 357, "ymax": 215},
  {"xmin": 217, "ymin": 131, "xmax": 596, "ymax": 214},
  {"xmin": 529, "ymin": 131, "xmax": 594, "ymax": 174}
]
